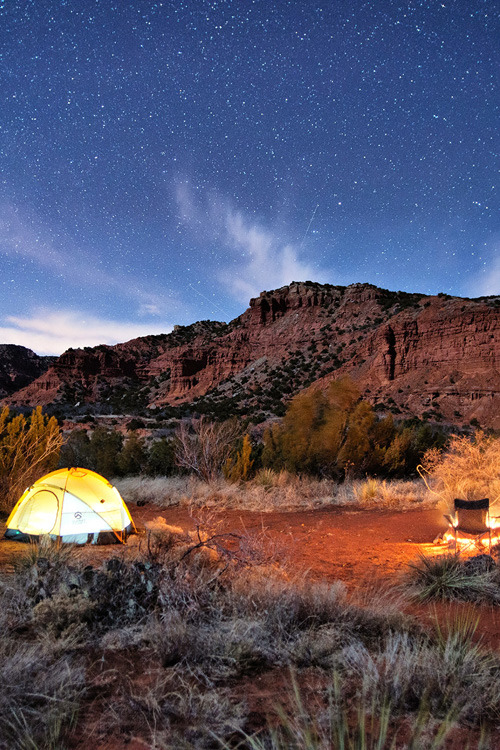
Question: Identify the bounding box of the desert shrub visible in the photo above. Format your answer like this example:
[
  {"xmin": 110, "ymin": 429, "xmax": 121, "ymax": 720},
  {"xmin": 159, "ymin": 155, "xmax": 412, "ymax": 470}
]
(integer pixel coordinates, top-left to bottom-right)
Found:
[
  {"xmin": 145, "ymin": 566, "xmax": 410, "ymax": 686},
  {"xmin": 262, "ymin": 379, "xmax": 445, "ymax": 480},
  {"xmin": 59, "ymin": 428, "xmax": 91, "ymax": 468},
  {"xmin": 420, "ymin": 432, "xmax": 500, "ymax": 512},
  {"xmin": 127, "ymin": 417, "xmax": 145, "ymax": 431},
  {"xmin": 79, "ymin": 557, "xmax": 163, "ymax": 631},
  {"xmin": 0, "ymin": 406, "xmax": 62, "ymax": 515},
  {"xmin": 225, "ymin": 574, "xmax": 407, "ymax": 659},
  {"xmin": 61, "ymin": 427, "xmax": 157, "ymax": 477},
  {"xmin": 124, "ymin": 677, "xmax": 246, "ymax": 748},
  {"xmin": 147, "ymin": 437, "xmax": 177, "ymax": 476},
  {"xmin": 117, "ymin": 432, "xmax": 148, "ymax": 475},
  {"xmin": 10, "ymin": 548, "xmax": 164, "ymax": 636},
  {"xmin": 60, "ymin": 426, "xmax": 124, "ymax": 477},
  {"xmin": 31, "ymin": 592, "xmax": 95, "ymax": 640},
  {"xmin": 262, "ymin": 378, "xmax": 360, "ymax": 476},
  {"xmin": 87, "ymin": 426, "xmax": 124, "ymax": 476}
]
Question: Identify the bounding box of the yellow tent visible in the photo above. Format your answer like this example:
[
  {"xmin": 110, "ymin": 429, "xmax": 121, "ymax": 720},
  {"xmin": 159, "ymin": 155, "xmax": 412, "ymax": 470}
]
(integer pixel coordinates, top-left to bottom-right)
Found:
[{"xmin": 4, "ymin": 467, "xmax": 135, "ymax": 544}]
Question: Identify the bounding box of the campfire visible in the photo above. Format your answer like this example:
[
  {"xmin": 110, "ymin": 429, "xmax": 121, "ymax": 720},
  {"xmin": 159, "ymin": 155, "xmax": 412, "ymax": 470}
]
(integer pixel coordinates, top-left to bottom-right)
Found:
[{"xmin": 442, "ymin": 497, "xmax": 500, "ymax": 553}]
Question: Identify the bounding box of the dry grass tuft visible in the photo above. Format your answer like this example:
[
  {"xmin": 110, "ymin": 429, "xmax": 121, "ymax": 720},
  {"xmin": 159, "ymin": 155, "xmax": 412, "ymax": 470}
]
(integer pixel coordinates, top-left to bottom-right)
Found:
[
  {"xmin": 339, "ymin": 478, "xmax": 430, "ymax": 509},
  {"xmin": 405, "ymin": 553, "xmax": 500, "ymax": 605},
  {"xmin": 224, "ymin": 670, "xmax": 464, "ymax": 750},
  {"xmin": 0, "ymin": 595, "xmax": 85, "ymax": 748}
]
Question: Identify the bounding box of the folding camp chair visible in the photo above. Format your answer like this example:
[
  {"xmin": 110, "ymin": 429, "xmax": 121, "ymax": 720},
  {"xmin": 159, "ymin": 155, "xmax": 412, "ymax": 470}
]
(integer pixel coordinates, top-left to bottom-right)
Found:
[{"xmin": 444, "ymin": 498, "xmax": 492, "ymax": 553}]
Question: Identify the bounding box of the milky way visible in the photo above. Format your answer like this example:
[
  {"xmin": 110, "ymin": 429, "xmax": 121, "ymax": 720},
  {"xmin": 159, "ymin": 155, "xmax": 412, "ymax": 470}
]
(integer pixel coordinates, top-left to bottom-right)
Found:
[{"xmin": 0, "ymin": 0, "xmax": 498, "ymax": 353}]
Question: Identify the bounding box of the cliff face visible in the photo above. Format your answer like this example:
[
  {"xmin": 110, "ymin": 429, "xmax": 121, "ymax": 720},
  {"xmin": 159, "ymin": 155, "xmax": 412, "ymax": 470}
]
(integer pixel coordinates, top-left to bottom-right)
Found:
[
  {"xmin": 340, "ymin": 295, "xmax": 500, "ymax": 427},
  {"xmin": 148, "ymin": 282, "xmax": 351, "ymax": 400},
  {"xmin": 3, "ymin": 282, "xmax": 500, "ymax": 428}
]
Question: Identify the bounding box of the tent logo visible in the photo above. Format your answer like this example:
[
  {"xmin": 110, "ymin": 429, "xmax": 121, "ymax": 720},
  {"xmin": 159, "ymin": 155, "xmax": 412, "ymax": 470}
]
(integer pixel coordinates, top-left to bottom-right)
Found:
[{"xmin": 74, "ymin": 512, "xmax": 83, "ymax": 519}]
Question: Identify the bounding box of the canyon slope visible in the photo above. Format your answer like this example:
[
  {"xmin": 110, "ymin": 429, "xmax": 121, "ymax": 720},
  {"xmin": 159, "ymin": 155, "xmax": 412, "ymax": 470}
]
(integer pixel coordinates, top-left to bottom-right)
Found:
[{"xmin": 3, "ymin": 282, "xmax": 500, "ymax": 429}]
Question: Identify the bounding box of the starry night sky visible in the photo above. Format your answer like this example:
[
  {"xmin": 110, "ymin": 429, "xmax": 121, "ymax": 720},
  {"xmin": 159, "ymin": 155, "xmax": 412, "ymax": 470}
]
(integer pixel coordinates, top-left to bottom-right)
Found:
[{"xmin": 1, "ymin": 0, "xmax": 499, "ymax": 354}]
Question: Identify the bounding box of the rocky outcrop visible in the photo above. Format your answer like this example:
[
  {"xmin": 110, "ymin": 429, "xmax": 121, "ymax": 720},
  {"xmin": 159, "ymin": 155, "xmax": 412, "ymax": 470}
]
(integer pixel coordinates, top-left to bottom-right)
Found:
[{"xmin": 3, "ymin": 282, "xmax": 500, "ymax": 428}]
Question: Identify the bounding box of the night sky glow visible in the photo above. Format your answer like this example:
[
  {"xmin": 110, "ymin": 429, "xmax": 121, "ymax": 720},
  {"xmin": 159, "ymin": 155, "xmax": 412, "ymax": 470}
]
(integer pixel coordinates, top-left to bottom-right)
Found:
[{"xmin": 1, "ymin": 0, "xmax": 499, "ymax": 354}]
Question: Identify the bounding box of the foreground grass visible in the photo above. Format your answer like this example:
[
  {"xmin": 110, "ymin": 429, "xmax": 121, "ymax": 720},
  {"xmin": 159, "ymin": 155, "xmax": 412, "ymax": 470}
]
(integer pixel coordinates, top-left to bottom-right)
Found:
[
  {"xmin": 1, "ymin": 526, "xmax": 499, "ymax": 748},
  {"xmin": 225, "ymin": 675, "xmax": 469, "ymax": 750},
  {"xmin": 115, "ymin": 473, "xmax": 432, "ymax": 513}
]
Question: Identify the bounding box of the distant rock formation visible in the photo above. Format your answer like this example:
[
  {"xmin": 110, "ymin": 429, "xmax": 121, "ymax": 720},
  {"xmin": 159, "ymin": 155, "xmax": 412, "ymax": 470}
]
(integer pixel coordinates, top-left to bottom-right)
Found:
[
  {"xmin": 0, "ymin": 344, "xmax": 54, "ymax": 399},
  {"xmin": 3, "ymin": 282, "xmax": 500, "ymax": 429}
]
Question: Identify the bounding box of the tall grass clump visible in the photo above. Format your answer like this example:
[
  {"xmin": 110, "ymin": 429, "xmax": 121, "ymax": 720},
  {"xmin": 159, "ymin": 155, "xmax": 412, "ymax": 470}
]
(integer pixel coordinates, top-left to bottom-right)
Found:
[
  {"xmin": 0, "ymin": 592, "xmax": 85, "ymax": 749},
  {"xmin": 221, "ymin": 671, "xmax": 479, "ymax": 750},
  {"xmin": 342, "ymin": 605, "xmax": 500, "ymax": 729},
  {"xmin": 405, "ymin": 554, "xmax": 500, "ymax": 604},
  {"xmin": 355, "ymin": 477, "xmax": 382, "ymax": 504},
  {"xmin": 11, "ymin": 534, "xmax": 79, "ymax": 572}
]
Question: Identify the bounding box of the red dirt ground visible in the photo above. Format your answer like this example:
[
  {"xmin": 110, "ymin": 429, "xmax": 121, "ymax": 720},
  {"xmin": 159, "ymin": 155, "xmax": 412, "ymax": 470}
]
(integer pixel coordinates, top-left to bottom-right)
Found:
[
  {"xmin": 131, "ymin": 503, "xmax": 500, "ymax": 650},
  {"xmin": 2, "ymin": 502, "xmax": 500, "ymax": 647}
]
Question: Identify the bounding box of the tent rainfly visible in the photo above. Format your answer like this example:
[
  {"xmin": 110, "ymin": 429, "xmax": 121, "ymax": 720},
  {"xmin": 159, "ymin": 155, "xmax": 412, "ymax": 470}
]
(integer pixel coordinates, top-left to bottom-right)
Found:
[{"xmin": 4, "ymin": 467, "xmax": 135, "ymax": 544}]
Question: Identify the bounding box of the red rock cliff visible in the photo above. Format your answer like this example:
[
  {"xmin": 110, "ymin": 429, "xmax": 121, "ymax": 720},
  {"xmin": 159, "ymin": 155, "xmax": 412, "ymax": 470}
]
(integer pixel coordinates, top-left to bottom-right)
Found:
[{"xmin": 4, "ymin": 283, "xmax": 500, "ymax": 428}]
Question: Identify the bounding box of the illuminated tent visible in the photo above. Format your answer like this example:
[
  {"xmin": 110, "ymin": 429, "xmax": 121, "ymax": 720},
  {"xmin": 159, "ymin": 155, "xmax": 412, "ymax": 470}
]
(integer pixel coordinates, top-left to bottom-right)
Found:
[{"xmin": 4, "ymin": 467, "xmax": 135, "ymax": 544}]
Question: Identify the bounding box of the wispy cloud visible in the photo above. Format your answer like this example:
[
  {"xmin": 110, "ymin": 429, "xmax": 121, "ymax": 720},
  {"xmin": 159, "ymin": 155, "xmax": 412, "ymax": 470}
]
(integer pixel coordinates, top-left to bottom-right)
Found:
[
  {"xmin": 0, "ymin": 310, "xmax": 172, "ymax": 355},
  {"xmin": 175, "ymin": 182, "xmax": 331, "ymax": 303},
  {"xmin": 0, "ymin": 202, "xmax": 176, "ymax": 317},
  {"xmin": 221, "ymin": 209, "xmax": 329, "ymax": 300}
]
